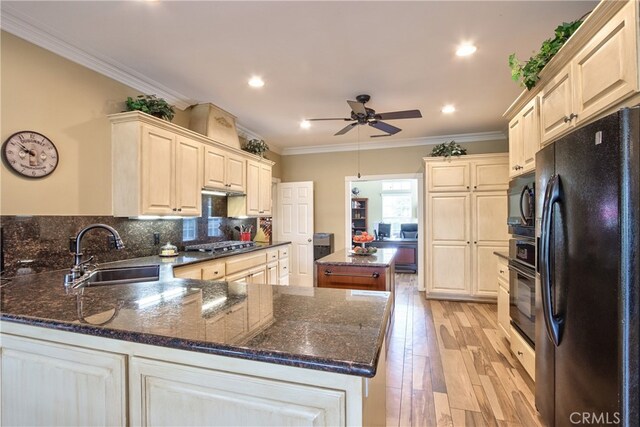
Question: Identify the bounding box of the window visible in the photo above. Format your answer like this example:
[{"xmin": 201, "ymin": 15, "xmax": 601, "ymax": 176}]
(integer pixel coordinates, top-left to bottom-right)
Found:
[
  {"xmin": 182, "ymin": 218, "xmax": 196, "ymax": 241},
  {"xmin": 379, "ymin": 180, "xmax": 416, "ymax": 237}
]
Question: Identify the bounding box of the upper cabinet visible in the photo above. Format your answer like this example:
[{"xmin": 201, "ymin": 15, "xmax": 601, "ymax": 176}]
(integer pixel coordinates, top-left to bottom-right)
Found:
[
  {"xmin": 229, "ymin": 160, "xmax": 273, "ymax": 217},
  {"xmin": 427, "ymin": 154, "xmax": 508, "ymax": 193},
  {"xmin": 509, "ymin": 97, "xmax": 539, "ymax": 177},
  {"xmin": 203, "ymin": 145, "xmax": 246, "ymax": 193},
  {"xmin": 112, "ymin": 119, "xmax": 202, "ymax": 217},
  {"xmin": 505, "ymin": 0, "xmax": 639, "ymax": 166},
  {"xmin": 109, "ymin": 111, "xmax": 274, "ymax": 217}
]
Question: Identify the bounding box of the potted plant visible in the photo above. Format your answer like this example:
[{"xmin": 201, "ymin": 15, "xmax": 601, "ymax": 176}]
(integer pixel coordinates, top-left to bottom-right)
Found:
[
  {"xmin": 508, "ymin": 18, "xmax": 584, "ymax": 90},
  {"xmin": 430, "ymin": 141, "xmax": 467, "ymax": 160},
  {"xmin": 243, "ymin": 139, "xmax": 269, "ymax": 157},
  {"xmin": 125, "ymin": 94, "xmax": 175, "ymax": 121}
]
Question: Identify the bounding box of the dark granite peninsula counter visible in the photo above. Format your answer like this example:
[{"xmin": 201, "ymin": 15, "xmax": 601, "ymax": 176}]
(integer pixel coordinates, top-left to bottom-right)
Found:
[{"xmin": 1, "ymin": 245, "xmax": 389, "ymax": 426}]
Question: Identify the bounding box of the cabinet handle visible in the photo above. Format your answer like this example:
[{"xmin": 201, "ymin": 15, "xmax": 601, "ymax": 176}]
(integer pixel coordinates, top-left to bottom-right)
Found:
[
  {"xmin": 563, "ymin": 113, "xmax": 577, "ymax": 123},
  {"xmin": 177, "ymin": 208, "xmax": 182, "ymax": 212},
  {"xmin": 517, "ymin": 351, "xmax": 524, "ymax": 356},
  {"xmin": 283, "ymin": 266, "xmax": 287, "ymax": 270},
  {"xmin": 259, "ymin": 211, "xmax": 264, "ymax": 213},
  {"xmin": 499, "ymin": 270, "xmax": 505, "ymax": 274},
  {"xmin": 324, "ymin": 270, "xmax": 379, "ymax": 279},
  {"xmin": 172, "ymin": 208, "xmax": 177, "ymax": 212}
]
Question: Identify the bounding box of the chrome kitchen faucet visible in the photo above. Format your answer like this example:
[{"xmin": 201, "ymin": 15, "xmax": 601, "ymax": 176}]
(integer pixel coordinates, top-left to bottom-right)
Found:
[{"xmin": 63, "ymin": 224, "xmax": 124, "ymax": 287}]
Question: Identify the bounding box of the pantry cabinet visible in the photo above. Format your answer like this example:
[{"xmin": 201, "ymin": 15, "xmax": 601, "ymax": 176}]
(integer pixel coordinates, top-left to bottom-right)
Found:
[
  {"xmin": 496, "ymin": 255, "xmax": 510, "ymax": 340},
  {"xmin": 424, "ymin": 154, "xmax": 509, "ymax": 300}
]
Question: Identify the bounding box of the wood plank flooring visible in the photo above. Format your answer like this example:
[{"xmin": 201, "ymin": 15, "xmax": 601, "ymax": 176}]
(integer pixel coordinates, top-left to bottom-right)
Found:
[{"xmin": 386, "ymin": 274, "xmax": 544, "ymax": 427}]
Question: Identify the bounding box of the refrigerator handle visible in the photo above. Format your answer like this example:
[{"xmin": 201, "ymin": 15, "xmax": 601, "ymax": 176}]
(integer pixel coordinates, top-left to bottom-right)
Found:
[{"xmin": 541, "ymin": 174, "xmax": 564, "ymax": 347}]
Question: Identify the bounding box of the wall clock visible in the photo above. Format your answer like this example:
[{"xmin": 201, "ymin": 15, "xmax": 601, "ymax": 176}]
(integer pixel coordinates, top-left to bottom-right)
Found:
[{"xmin": 2, "ymin": 131, "xmax": 59, "ymax": 178}]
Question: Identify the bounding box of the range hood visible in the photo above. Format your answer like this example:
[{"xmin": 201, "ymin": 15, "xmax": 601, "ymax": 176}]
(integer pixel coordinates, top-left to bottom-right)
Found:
[
  {"xmin": 202, "ymin": 189, "xmax": 245, "ymax": 197},
  {"xmin": 189, "ymin": 103, "xmax": 241, "ymax": 149}
]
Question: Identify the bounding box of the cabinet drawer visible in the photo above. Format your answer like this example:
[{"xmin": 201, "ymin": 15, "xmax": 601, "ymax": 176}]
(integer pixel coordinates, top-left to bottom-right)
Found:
[
  {"xmin": 510, "ymin": 325, "xmax": 535, "ymax": 379},
  {"xmin": 278, "ymin": 257, "xmax": 289, "ymax": 277},
  {"xmin": 497, "ymin": 258, "xmax": 509, "ymax": 283},
  {"xmin": 202, "ymin": 262, "xmax": 225, "ymax": 280},
  {"xmin": 226, "ymin": 253, "xmax": 267, "ymax": 275},
  {"xmin": 173, "ymin": 264, "xmax": 202, "ymax": 280},
  {"xmin": 278, "ymin": 246, "xmax": 289, "ymax": 259},
  {"xmin": 317, "ymin": 265, "xmax": 387, "ymax": 291},
  {"xmin": 266, "ymin": 249, "xmax": 279, "ymax": 262}
]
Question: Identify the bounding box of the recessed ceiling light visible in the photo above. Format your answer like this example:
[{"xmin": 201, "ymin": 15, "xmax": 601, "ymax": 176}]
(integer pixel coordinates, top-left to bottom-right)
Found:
[
  {"xmin": 248, "ymin": 76, "xmax": 265, "ymax": 88},
  {"xmin": 456, "ymin": 44, "xmax": 477, "ymax": 57},
  {"xmin": 441, "ymin": 105, "xmax": 456, "ymax": 114},
  {"xmin": 300, "ymin": 120, "xmax": 311, "ymax": 129}
]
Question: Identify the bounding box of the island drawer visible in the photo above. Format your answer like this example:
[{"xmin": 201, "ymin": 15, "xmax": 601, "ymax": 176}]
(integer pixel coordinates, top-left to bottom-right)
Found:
[
  {"xmin": 278, "ymin": 246, "xmax": 289, "ymax": 258},
  {"xmin": 278, "ymin": 258, "xmax": 289, "ymax": 277},
  {"xmin": 226, "ymin": 253, "xmax": 267, "ymax": 275},
  {"xmin": 317, "ymin": 265, "xmax": 388, "ymax": 291}
]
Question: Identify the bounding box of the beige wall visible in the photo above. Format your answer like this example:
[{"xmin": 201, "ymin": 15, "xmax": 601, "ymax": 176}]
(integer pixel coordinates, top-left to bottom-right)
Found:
[
  {"xmin": 281, "ymin": 140, "xmax": 507, "ymax": 250},
  {"xmin": 266, "ymin": 150, "xmax": 282, "ymax": 179},
  {"xmin": 0, "ymin": 32, "xmax": 191, "ymax": 215}
]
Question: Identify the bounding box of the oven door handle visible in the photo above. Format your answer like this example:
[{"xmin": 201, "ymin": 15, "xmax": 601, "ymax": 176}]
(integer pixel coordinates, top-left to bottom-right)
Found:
[
  {"xmin": 519, "ymin": 184, "xmax": 531, "ymax": 224},
  {"xmin": 508, "ymin": 262, "xmax": 535, "ymax": 278},
  {"xmin": 540, "ymin": 174, "xmax": 564, "ymax": 347}
]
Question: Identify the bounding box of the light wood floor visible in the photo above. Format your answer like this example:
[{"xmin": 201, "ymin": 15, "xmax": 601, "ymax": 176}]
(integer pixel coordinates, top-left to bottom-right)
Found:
[{"xmin": 386, "ymin": 274, "xmax": 544, "ymax": 427}]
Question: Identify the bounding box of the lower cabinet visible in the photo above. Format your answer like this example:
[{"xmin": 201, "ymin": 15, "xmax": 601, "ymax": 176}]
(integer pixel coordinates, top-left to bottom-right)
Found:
[
  {"xmin": 510, "ymin": 325, "xmax": 536, "ymax": 380},
  {"xmin": 129, "ymin": 356, "xmax": 346, "ymax": 426},
  {"xmin": 1, "ymin": 335, "xmax": 126, "ymax": 426},
  {"xmin": 496, "ymin": 255, "xmax": 511, "ymax": 340}
]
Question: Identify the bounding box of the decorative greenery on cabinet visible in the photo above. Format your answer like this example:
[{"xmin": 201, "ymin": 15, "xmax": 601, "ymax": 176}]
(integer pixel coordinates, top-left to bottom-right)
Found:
[
  {"xmin": 430, "ymin": 141, "xmax": 467, "ymax": 159},
  {"xmin": 508, "ymin": 18, "xmax": 585, "ymax": 90},
  {"xmin": 125, "ymin": 94, "xmax": 175, "ymax": 121}
]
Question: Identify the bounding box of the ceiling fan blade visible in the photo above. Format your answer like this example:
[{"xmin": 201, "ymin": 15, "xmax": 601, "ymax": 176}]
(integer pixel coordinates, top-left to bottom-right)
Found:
[
  {"xmin": 347, "ymin": 100, "xmax": 367, "ymax": 116},
  {"xmin": 369, "ymin": 121, "xmax": 401, "ymax": 135},
  {"xmin": 335, "ymin": 122, "xmax": 358, "ymax": 136},
  {"xmin": 306, "ymin": 118, "xmax": 352, "ymax": 121},
  {"xmin": 370, "ymin": 133, "xmax": 392, "ymax": 138},
  {"xmin": 376, "ymin": 109, "xmax": 423, "ymax": 120}
]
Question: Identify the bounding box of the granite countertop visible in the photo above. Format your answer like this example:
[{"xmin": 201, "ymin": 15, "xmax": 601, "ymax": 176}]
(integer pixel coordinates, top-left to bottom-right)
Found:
[
  {"xmin": 494, "ymin": 250, "xmax": 509, "ymax": 260},
  {"xmin": 0, "ymin": 242, "xmax": 391, "ymax": 378},
  {"xmin": 315, "ymin": 248, "xmax": 398, "ymax": 267}
]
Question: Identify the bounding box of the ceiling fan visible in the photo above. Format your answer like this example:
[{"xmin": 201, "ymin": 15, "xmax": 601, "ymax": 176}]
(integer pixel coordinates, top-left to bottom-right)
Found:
[{"xmin": 305, "ymin": 94, "xmax": 422, "ymax": 137}]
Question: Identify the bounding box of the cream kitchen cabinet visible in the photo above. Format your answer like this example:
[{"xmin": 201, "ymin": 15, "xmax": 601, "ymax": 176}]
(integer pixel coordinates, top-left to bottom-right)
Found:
[
  {"xmin": 129, "ymin": 356, "xmax": 345, "ymax": 427},
  {"xmin": 1, "ymin": 334, "xmax": 126, "ymax": 426},
  {"xmin": 279, "ymin": 245, "xmax": 291, "ymax": 285},
  {"xmin": 508, "ymin": 97, "xmax": 539, "ymax": 177},
  {"xmin": 228, "ymin": 160, "xmax": 273, "ymax": 217},
  {"xmin": 204, "ymin": 301, "xmax": 248, "ymax": 344},
  {"xmin": 112, "ymin": 120, "xmax": 202, "ymax": 217},
  {"xmin": 506, "ymin": 0, "xmax": 639, "ymax": 148},
  {"xmin": 496, "ymin": 255, "xmax": 510, "ymax": 340},
  {"xmin": 424, "ymin": 154, "xmax": 509, "ymax": 300},
  {"xmin": 203, "ymin": 144, "xmax": 245, "ymax": 193}
]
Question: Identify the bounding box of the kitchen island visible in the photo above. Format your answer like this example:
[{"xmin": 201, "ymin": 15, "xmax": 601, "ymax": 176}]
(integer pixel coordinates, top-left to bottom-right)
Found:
[{"xmin": 0, "ymin": 251, "xmax": 390, "ymax": 426}]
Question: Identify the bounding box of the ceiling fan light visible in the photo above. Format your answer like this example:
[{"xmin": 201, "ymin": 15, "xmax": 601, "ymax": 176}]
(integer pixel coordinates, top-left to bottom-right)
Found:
[
  {"xmin": 248, "ymin": 76, "xmax": 265, "ymax": 88},
  {"xmin": 456, "ymin": 44, "xmax": 477, "ymax": 57},
  {"xmin": 300, "ymin": 120, "xmax": 311, "ymax": 129},
  {"xmin": 441, "ymin": 105, "xmax": 456, "ymax": 114}
]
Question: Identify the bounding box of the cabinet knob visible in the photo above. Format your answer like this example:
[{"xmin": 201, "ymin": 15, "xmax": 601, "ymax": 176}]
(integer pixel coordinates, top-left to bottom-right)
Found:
[
  {"xmin": 474, "ymin": 185, "xmax": 477, "ymax": 189},
  {"xmin": 307, "ymin": 238, "xmax": 312, "ymax": 242},
  {"xmin": 467, "ymin": 241, "xmax": 470, "ymax": 244},
  {"xmin": 517, "ymin": 351, "xmax": 524, "ymax": 356},
  {"xmin": 177, "ymin": 208, "xmax": 182, "ymax": 212},
  {"xmin": 466, "ymin": 186, "xmax": 470, "ymax": 189},
  {"xmin": 500, "ymin": 270, "xmax": 505, "ymax": 274},
  {"xmin": 172, "ymin": 208, "xmax": 177, "ymax": 212},
  {"xmin": 283, "ymin": 266, "xmax": 287, "ymax": 270},
  {"xmin": 474, "ymin": 241, "xmax": 477, "ymax": 244}
]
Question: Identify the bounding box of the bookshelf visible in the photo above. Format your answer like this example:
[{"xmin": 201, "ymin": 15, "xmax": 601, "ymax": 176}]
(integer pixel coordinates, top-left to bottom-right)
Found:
[{"xmin": 351, "ymin": 198, "xmax": 368, "ymax": 236}]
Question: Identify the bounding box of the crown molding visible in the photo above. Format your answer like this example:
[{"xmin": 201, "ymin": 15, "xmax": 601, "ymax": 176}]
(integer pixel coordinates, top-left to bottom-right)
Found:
[
  {"xmin": 1, "ymin": 6, "xmax": 195, "ymax": 110},
  {"xmin": 280, "ymin": 130, "xmax": 506, "ymax": 156}
]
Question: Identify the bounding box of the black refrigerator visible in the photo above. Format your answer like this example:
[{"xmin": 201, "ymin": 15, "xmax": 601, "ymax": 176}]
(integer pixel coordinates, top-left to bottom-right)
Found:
[{"xmin": 535, "ymin": 108, "xmax": 639, "ymax": 426}]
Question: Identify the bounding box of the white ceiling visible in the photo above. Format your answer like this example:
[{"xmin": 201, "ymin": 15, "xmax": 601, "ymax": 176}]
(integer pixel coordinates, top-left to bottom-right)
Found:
[{"xmin": 2, "ymin": 1, "xmax": 597, "ymax": 153}]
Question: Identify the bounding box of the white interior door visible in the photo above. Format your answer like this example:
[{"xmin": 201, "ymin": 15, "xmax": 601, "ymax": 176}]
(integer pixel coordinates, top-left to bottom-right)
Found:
[{"xmin": 276, "ymin": 182, "xmax": 314, "ymax": 287}]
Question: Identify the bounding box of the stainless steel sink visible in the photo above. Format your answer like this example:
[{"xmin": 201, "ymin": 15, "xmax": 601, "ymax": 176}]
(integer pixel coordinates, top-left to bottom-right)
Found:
[{"xmin": 83, "ymin": 265, "xmax": 160, "ymax": 287}]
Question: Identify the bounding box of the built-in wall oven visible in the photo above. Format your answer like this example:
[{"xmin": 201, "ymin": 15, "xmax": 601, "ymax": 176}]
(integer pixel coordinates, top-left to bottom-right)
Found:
[{"xmin": 509, "ymin": 236, "xmax": 536, "ymax": 347}]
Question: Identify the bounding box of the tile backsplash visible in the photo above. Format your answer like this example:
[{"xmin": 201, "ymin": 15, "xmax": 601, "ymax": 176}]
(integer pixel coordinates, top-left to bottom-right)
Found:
[{"xmin": 1, "ymin": 196, "xmax": 260, "ymax": 276}]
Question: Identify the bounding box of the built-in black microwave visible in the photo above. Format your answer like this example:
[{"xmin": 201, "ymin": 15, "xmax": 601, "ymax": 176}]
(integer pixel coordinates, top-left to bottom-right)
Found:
[{"xmin": 507, "ymin": 172, "xmax": 535, "ymax": 237}]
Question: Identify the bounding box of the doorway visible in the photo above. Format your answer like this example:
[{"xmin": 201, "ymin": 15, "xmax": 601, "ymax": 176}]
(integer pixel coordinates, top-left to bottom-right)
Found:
[{"xmin": 344, "ymin": 173, "xmax": 424, "ymax": 291}]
